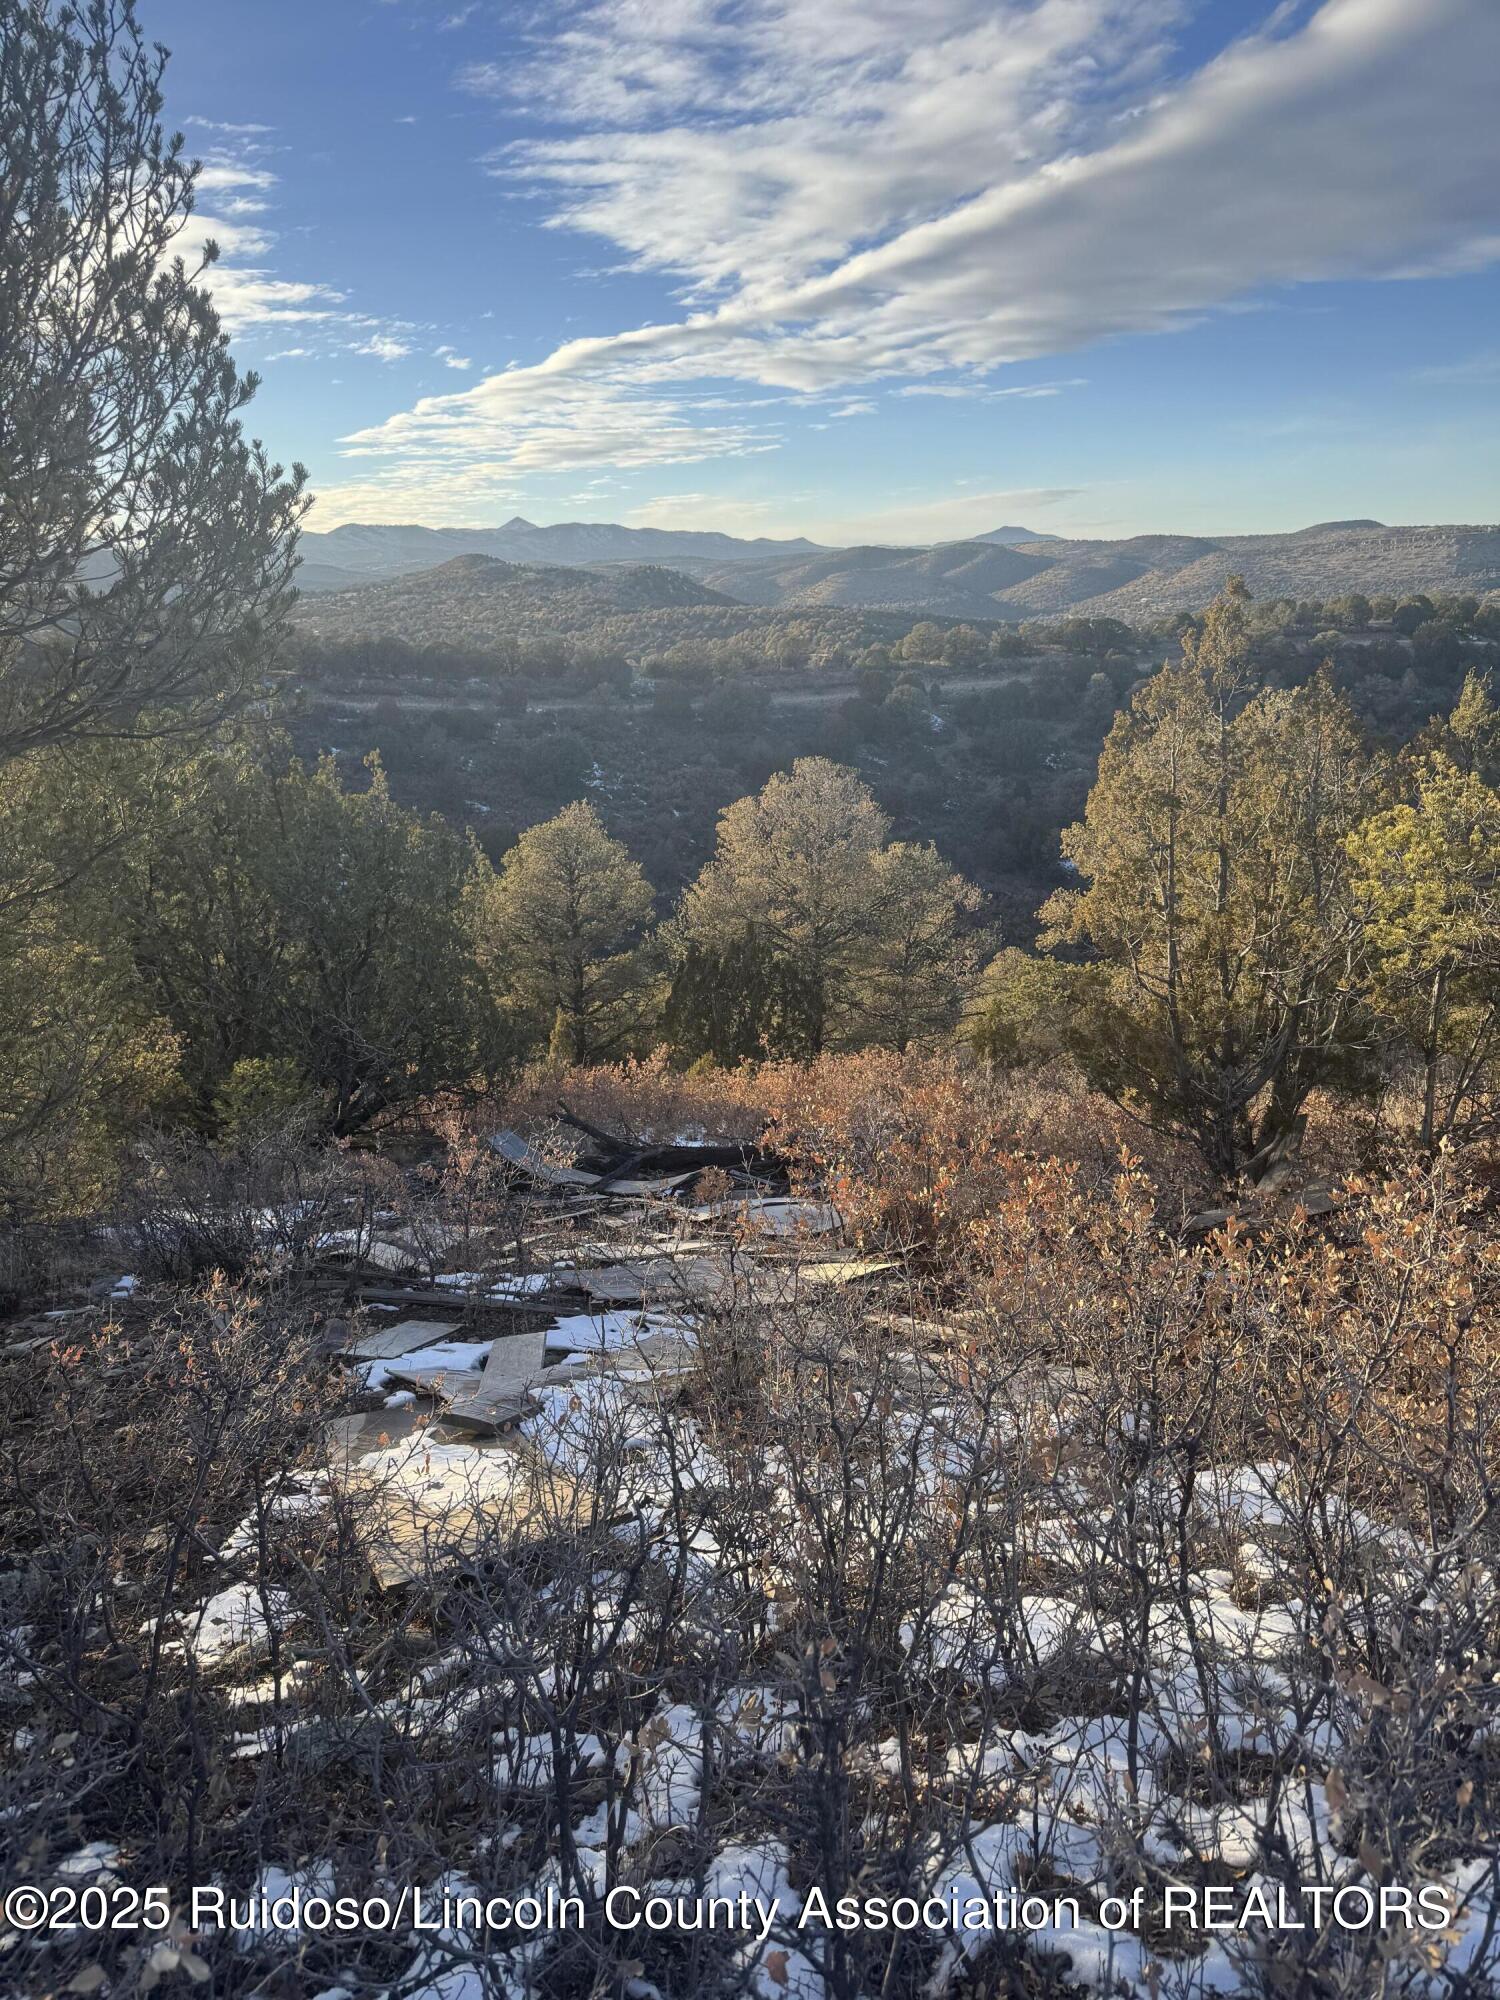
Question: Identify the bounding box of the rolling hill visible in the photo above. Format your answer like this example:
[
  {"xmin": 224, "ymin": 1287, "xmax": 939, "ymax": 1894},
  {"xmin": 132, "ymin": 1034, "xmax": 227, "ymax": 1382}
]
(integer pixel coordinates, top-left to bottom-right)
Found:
[
  {"xmin": 647, "ymin": 521, "xmax": 1500, "ymax": 621},
  {"xmin": 292, "ymin": 520, "xmax": 1500, "ymax": 644},
  {"xmin": 290, "ymin": 554, "xmax": 736, "ymax": 645}
]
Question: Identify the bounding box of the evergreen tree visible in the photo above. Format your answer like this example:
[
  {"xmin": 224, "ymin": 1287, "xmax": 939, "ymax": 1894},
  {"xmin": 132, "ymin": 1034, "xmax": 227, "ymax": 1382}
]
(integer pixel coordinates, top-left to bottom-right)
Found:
[
  {"xmin": 478, "ymin": 800, "xmax": 654, "ymax": 1064},
  {"xmin": 1036, "ymin": 581, "xmax": 1381, "ymax": 1177},
  {"xmin": 0, "ymin": 0, "xmax": 305, "ymax": 764},
  {"xmin": 121, "ymin": 744, "xmax": 501, "ymax": 1132},
  {"xmin": 862, "ymin": 842, "xmax": 985, "ymax": 1053},
  {"xmin": 1348, "ymin": 677, "xmax": 1500, "ymax": 1149},
  {"xmin": 663, "ymin": 929, "xmax": 822, "ymax": 1066}
]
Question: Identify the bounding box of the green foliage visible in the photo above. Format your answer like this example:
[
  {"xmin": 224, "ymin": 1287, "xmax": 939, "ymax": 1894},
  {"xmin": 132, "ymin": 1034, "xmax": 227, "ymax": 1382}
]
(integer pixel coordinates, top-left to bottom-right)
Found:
[
  {"xmin": 0, "ymin": 0, "xmax": 304, "ymax": 764},
  {"xmin": 674, "ymin": 758, "xmax": 985, "ymax": 1058},
  {"xmin": 1348, "ymin": 677, "xmax": 1500, "ymax": 1148},
  {"xmin": 119, "ymin": 744, "xmax": 502, "ymax": 1133},
  {"xmin": 1034, "ymin": 583, "xmax": 1382, "ymax": 1175},
  {"xmin": 477, "ymin": 800, "xmax": 656, "ymax": 1064},
  {"xmin": 663, "ymin": 931, "xmax": 824, "ymax": 1066},
  {"xmin": 968, "ymin": 948, "xmax": 1085, "ymax": 1069},
  {"xmin": 210, "ymin": 1056, "xmax": 318, "ymax": 1147},
  {"xmin": 862, "ymin": 842, "xmax": 987, "ymax": 1053},
  {"xmin": 0, "ymin": 742, "xmax": 179, "ymax": 1216}
]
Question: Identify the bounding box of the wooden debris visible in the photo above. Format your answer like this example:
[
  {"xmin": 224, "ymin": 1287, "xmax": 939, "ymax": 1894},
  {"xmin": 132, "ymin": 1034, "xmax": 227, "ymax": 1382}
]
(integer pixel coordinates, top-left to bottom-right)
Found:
[
  {"xmin": 443, "ymin": 1330, "xmax": 549, "ymax": 1436},
  {"xmin": 688, "ymin": 1195, "xmax": 842, "ymax": 1235},
  {"xmin": 381, "ymin": 1360, "xmax": 486, "ymax": 1398},
  {"xmin": 490, "ymin": 1130, "xmax": 602, "ymax": 1189},
  {"xmin": 324, "ymin": 1405, "xmax": 438, "ymax": 1466},
  {"xmin": 342, "ymin": 1317, "xmax": 464, "ymax": 1363}
]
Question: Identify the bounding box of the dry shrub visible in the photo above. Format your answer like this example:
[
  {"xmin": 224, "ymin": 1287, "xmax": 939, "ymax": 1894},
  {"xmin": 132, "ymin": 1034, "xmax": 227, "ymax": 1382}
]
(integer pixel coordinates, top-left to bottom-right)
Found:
[
  {"xmin": 487, "ymin": 1051, "xmax": 1204, "ymax": 1257},
  {"xmin": 2, "ymin": 1067, "xmax": 1497, "ymax": 1998}
]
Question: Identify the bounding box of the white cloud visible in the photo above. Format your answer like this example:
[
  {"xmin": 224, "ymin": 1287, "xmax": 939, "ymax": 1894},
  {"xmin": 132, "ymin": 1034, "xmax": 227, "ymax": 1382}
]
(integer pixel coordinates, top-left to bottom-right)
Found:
[
  {"xmin": 176, "ymin": 134, "xmax": 426, "ymax": 359},
  {"xmin": 308, "ymin": 463, "xmax": 527, "ymax": 527},
  {"xmin": 176, "ymin": 197, "xmax": 347, "ymax": 330},
  {"xmin": 436, "ymin": 346, "xmax": 475, "ymax": 369},
  {"xmin": 196, "ymin": 162, "xmax": 278, "ymax": 192},
  {"xmin": 482, "ymin": 0, "xmax": 1179, "ymax": 299},
  {"xmin": 326, "ymin": 0, "xmax": 1500, "ymax": 519},
  {"xmin": 352, "ymin": 334, "xmax": 414, "ymax": 362},
  {"xmin": 894, "ymin": 378, "xmax": 1087, "ymax": 399},
  {"xmin": 185, "ymin": 117, "xmax": 275, "ymax": 135},
  {"xmin": 173, "ymin": 145, "xmax": 350, "ymax": 332},
  {"xmin": 472, "ymin": 0, "xmax": 1500, "ymax": 386},
  {"xmin": 336, "ymin": 368, "xmax": 778, "ymax": 489}
]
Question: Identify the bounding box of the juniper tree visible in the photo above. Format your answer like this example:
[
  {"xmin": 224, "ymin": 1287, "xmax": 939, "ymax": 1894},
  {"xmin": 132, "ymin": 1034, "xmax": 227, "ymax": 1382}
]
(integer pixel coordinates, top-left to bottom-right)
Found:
[
  {"xmin": 1036, "ymin": 582, "xmax": 1382, "ymax": 1178},
  {"xmin": 676, "ymin": 758, "xmax": 891, "ymax": 1057},
  {"xmin": 1348, "ymin": 676, "xmax": 1500, "ymax": 1151}
]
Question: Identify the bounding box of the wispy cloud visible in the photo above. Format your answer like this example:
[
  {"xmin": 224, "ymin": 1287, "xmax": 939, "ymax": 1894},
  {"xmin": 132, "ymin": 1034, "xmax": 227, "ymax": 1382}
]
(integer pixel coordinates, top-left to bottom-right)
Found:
[
  {"xmin": 478, "ymin": 0, "xmax": 1178, "ymax": 299},
  {"xmin": 334, "ymin": 369, "xmax": 777, "ymax": 490},
  {"xmin": 327, "ymin": 0, "xmax": 1500, "ymax": 518},
  {"xmin": 195, "ymin": 162, "xmax": 278, "ymax": 193},
  {"xmin": 181, "ymin": 128, "xmax": 442, "ymax": 365},
  {"xmin": 893, "ymin": 379, "xmax": 1088, "ymax": 400},
  {"xmin": 177, "ymin": 135, "xmax": 350, "ymax": 331},
  {"xmin": 351, "ymin": 333, "xmax": 415, "ymax": 362},
  {"xmin": 184, "ymin": 116, "xmax": 275, "ymax": 135}
]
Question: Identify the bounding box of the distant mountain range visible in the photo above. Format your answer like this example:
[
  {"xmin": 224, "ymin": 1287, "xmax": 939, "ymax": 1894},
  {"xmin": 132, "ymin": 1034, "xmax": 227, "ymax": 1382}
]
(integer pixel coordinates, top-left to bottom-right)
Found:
[
  {"xmin": 296, "ymin": 516, "xmax": 826, "ymax": 595},
  {"xmin": 650, "ymin": 521, "xmax": 1500, "ymax": 621},
  {"xmin": 294, "ymin": 518, "xmax": 1500, "ymax": 627}
]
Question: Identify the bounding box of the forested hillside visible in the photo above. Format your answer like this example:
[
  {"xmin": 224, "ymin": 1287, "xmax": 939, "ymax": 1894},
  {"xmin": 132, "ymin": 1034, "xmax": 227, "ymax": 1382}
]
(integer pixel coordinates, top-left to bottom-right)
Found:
[
  {"xmin": 292, "ymin": 553, "xmax": 735, "ymax": 644},
  {"xmin": 285, "ymin": 571, "xmax": 1498, "ymax": 941}
]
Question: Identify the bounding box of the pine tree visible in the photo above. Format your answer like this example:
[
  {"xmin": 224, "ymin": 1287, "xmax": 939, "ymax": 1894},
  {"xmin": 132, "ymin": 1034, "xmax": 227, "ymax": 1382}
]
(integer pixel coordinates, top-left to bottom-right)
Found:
[
  {"xmin": 478, "ymin": 800, "xmax": 655, "ymax": 1064},
  {"xmin": 0, "ymin": 0, "xmax": 305, "ymax": 764}
]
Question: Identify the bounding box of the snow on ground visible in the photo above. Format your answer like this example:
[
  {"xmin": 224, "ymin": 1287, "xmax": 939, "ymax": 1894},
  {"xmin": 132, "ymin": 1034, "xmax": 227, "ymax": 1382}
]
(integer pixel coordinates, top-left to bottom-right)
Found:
[
  {"xmin": 901, "ymin": 1583, "xmax": 1114, "ymax": 1687},
  {"xmin": 179, "ymin": 1580, "xmax": 293, "ymax": 1668},
  {"xmin": 621, "ymin": 1701, "xmax": 704, "ymax": 1848},
  {"xmin": 542, "ymin": 1308, "xmax": 675, "ymax": 1357},
  {"xmin": 352, "ymin": 1436, "xmax": 534, "ymax": 1510},
  {"xmin": 358, "ymin": 1336, "xmax": 492, "ymax": 1394},
  {"xmin": 491, "ymin": 1729, "xmax": 609, "ymax": 1791},
  {"xmin": 705, "ymin": 1840, "xmax": 825, "ymax": 1999}
]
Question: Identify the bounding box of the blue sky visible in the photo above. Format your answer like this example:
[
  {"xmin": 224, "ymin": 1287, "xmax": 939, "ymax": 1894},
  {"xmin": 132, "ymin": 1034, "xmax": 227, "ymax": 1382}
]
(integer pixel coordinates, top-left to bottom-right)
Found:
[{"xmin": 150, "ymin": 0, "xmax": 1500, "ymax": 543}]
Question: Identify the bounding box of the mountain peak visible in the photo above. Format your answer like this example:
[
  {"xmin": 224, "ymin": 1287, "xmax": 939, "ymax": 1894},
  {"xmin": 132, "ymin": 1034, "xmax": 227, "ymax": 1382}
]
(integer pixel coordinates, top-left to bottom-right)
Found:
[
  {"xmin": 500, "ymin": 515, "xmax": 536, "ymax": 531},
  {"xmin": 1295, "ymin": 518, "xmax": 1386, "ymax": 535},
  {"xmin": 975, "ymin": 525, "xmax": 1060, "ymax": 545}
]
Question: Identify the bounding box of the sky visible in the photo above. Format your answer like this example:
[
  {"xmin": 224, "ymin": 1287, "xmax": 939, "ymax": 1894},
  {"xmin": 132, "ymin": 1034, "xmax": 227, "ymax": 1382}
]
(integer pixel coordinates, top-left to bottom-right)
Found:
[{"xmin": 146, "ymin": 0, "xmax": 1500, "ymax": 545}]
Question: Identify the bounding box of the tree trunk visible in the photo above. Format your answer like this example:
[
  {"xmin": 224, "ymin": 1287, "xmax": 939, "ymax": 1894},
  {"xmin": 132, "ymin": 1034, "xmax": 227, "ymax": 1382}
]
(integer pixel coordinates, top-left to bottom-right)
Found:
[{"xmin": 1420, "ymin": 963, "xmax": 1448, "ymax": 1155}]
